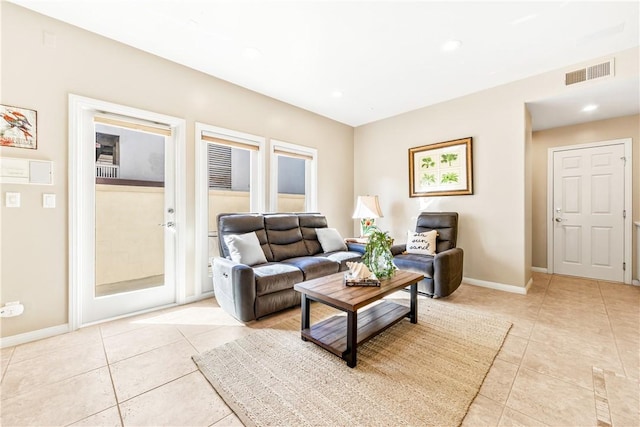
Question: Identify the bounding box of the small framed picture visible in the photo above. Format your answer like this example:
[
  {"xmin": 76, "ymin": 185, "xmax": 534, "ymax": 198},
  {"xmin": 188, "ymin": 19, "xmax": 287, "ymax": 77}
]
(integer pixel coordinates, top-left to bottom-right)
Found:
[
  {"xmin": 1, "ymin": 104, "xmax": 37, "ymax": 149},
  {"xmin": 409, "ymin": 137, "xmax": 473, "ymax": 197}
]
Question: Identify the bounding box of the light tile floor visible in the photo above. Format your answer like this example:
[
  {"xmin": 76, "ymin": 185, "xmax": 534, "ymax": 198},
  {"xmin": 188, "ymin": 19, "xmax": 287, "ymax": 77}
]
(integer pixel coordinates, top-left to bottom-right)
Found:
[{"xmin": 0, "ymin": 273, "xmax": 638, "ymax": 426}]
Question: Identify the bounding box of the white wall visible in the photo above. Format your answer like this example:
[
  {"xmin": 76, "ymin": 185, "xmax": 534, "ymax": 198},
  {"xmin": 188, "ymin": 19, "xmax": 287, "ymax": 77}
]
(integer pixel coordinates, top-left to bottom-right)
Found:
[
  {"xmin": 354, "ymin": 47, "xmax": 639, "ymax": 289},
  {"xmin": 355, "ymin": 87, "xmax": 528, "ymax": 288},
  {"xmin": 0, "ymin": 3, "xmax": 354, "ymax": 338}
]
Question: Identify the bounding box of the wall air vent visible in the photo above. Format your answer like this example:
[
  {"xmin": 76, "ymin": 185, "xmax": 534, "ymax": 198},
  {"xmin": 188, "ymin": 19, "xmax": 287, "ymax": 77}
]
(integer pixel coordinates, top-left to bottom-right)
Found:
[{"xmin": 565, "ymin": 58, "xmax": 614, "ymax": 86}]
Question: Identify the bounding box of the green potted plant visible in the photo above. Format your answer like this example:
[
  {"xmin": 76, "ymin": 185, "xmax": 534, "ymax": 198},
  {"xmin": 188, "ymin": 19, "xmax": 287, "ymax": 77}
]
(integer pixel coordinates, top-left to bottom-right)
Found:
[{"xmin": 362, "ymin": 229, "xmax": 397, "ymax": 280}]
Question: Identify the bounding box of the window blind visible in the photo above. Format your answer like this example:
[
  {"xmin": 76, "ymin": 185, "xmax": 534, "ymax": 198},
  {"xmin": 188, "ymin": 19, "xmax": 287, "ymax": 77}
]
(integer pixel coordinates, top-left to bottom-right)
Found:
[
  {"xmin": 94, "ymin": 115, "xmax": 171, "ymax": 136},
  {"xmin": 273, "ymin": 148, "xmax": 313, "ymax": 161},
  {"xmin": 207, "ymin": 144, "xmax": 232, "ymax": 189},
  {"xmin": 202, "ymin": 135, "xmax": 259, "ymax": 151}
]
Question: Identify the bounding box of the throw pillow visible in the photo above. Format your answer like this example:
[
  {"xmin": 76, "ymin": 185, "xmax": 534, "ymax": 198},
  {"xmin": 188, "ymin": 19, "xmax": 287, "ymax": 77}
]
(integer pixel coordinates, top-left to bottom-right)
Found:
[
  {"xmin": 406, "ymin": 230, "xmax": 438, "ymax": 256},
  {"xmin": 223, "ymin": 232, "xmax": 267, "ymax": 266},
  {"xmin": 316, "ymin": 228, "xmax": 348, "ymax": 253}
]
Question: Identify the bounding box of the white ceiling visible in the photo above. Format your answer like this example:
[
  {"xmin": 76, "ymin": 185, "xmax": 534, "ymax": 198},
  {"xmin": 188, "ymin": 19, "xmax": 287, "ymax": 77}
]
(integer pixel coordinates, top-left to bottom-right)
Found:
[{"xmin": 10, "ymin": 0, "xmax": 640, "ymax": 129}]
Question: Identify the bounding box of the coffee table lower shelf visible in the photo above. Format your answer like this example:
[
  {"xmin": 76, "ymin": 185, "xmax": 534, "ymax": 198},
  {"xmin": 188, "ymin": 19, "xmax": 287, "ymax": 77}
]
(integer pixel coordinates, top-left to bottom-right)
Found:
[{"xmin": 301, "ymin": 300, "xmax": 410, "ymax": 358}]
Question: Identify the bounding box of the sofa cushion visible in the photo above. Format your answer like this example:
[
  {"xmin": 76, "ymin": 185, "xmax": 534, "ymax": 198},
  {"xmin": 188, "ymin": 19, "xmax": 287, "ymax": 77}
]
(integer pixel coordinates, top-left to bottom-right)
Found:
[
  {"xmin": 299, "ymin": 214, "xmax": 328, "ymax": 255},
  {"xmin": 218, "ymin": 214, "xmax": 274, "ymax": 262},
  {"xmin": 265, "ymin": 215, "xmax": 310, "ymax": 261},
  {"xmin": 254, "ymin": 263, "xmax": 304, "ymax": 296},
  {"xmin": 406, "ymin": 230, "xmax": 437, "ymax": 255},
  {"xmin": 223, "ymin": 232, "xmax": 268, "ymax": 266},
  {"xmin": 393, "ymin": 253, "xmax": 434, "ymax": 278},
  {"xmin": 316, "ymin": 228, "xmax": 348, "ymax": 253},
  {"xmin": 282, "ymin": 256, "xmax": 339, "ymax": 281}
]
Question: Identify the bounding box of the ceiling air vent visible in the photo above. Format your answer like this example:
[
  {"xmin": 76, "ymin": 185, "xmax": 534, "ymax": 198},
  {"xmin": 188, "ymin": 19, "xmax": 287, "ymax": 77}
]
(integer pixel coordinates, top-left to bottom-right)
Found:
[{"xmin": 565, "ymin": 58, "xmax": 614, "ymax": 86}]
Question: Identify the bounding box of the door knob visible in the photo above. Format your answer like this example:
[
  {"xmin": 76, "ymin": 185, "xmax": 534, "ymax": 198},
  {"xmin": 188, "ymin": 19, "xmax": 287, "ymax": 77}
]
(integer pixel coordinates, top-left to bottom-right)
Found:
[{"xmin": 555, "ymin": 218, "xmax": 563, "ymax": 223}]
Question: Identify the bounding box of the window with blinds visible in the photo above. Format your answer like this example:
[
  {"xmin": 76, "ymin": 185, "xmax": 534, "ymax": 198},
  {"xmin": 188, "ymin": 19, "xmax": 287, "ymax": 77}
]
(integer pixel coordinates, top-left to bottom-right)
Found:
[
  {"xmin": 270, "ymin": 140, "xmax": 318, "ymax": 212},
  {"xmin": 207, "ymin": 144, "xmax": 232, "ymax": 189}
]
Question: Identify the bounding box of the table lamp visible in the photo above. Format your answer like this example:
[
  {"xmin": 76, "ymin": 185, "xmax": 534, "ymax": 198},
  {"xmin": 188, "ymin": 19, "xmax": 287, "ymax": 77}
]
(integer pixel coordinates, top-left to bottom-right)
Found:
[{"xmin": 352, "ymin": 195, "xmax": 383, "ymax": 237}]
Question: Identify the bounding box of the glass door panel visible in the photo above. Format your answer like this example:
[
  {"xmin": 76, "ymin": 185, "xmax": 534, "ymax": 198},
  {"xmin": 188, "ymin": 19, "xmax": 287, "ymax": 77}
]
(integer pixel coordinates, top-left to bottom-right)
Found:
[
  {"xmin": 207, "ymin": 143, "xmax": 251, "ymax": 272},
  {"xmin": 276, "ymin": 155, "xmax": 306, "ymax": 212},
  {"xmin": 94, "ymin": 124, "xmax": 166, "ymax": 297}
]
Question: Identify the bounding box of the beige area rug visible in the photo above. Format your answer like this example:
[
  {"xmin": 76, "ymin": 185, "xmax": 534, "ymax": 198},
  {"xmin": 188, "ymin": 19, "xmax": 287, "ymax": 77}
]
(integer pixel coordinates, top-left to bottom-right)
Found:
[{"xmin": 193, "ymin": 299, "xmax": 511, "ymax": 427}]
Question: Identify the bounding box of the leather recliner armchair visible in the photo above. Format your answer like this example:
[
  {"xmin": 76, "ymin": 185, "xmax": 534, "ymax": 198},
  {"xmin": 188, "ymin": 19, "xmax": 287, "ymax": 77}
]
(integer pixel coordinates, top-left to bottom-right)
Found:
[{"xmin": 391, "ymin": 212, "xmax": 463, "ymax": 298}]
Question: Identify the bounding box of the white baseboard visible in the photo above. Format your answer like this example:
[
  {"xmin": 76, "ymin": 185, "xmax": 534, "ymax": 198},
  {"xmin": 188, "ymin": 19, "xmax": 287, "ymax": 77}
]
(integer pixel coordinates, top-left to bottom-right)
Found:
[
  {"xmin": 0, "ymin": 323, "xmax": 70, "ymax": 349},
  {"xmin": 463, "ymin": 276, "xmax": 528, "ymax": 295},
  {"xmin": 185, "ymin": 291, "xmax": 215, "ymax": 304},
  {"xmin": 0, "ymin": 294, "xmax": 218, "ymax": 349},
  {"xmin": 531, "ymin": 267, "xmax": 548, "ymax": 274}
]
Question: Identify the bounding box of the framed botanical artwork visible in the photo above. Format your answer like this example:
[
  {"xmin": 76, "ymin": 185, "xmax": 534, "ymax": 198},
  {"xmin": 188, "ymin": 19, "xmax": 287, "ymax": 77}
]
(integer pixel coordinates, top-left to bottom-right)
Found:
[
  {"xmin": 0, "ymin": 104, "xmax": 37, "ymax": 149},
  {"xmin": 409, "ymin": 137, "xmax": 473, "ymax": 197}
]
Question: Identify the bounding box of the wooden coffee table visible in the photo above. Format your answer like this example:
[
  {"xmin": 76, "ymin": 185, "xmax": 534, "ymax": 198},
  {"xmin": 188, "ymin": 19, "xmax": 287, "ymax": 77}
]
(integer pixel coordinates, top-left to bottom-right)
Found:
[{"xmin": 293, "ymin": 270, "xmax": 424, "ymax": 368}]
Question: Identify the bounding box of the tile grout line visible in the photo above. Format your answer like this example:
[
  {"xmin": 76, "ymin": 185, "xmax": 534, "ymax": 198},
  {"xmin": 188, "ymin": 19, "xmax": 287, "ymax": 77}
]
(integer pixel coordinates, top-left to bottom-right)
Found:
[
  {"xmin": 100, "ymin": 326, "xmax": 125, "ymax": 427},
  {"xmin": 596, "ymin": 280, "xmax": 630, "ymax": 379},
  {"xmin": 175, "ymin": 323, "xmax": 206, "ymax": 356},
  {"xmin": 115, "ymin": 371, "xmax": 197, "ymax": 406},
  {"xmin": 1, "ymin": 365, "xmax": 108, "ymax": 404},
  {"xmin": 497, "ymin": 273, "xmax": 552, "ymax": 426},
  {"xmin": 0, "ymin": 346, "xmax": 16, "ymax": 384}
]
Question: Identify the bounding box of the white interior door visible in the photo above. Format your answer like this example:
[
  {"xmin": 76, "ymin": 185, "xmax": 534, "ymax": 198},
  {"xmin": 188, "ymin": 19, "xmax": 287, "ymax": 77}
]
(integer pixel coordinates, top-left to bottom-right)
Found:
[{"xmin": 552, "ymin": 143, "xmax": 625, "ymax": 282}]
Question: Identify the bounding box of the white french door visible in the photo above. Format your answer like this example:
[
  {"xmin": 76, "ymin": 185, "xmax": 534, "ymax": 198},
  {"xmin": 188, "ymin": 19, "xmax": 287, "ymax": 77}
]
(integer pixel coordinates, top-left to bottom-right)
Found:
[
  {"xmin": 69, "ymin": 95, "xmax": 186, "ymax": 327},
  {"xmin": 549, "ymin": 140, "xmax": 631, "ymax": 283}
]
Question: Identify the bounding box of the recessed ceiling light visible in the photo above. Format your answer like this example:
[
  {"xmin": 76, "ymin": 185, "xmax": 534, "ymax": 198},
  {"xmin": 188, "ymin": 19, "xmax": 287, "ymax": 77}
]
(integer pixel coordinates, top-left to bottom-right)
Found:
[
  {"xmin": 441, "ymin": 39, "xmax": 462, "ymax": 52},
  {"xmin": 582, "ymin": 104, "xmax": 599, "ymax": 112},
  {"xmin": 331, "ymin": 90, "xmax": 343, "ymax": 99},
  {"xmin": 242, "ymin": 47, "xmax": 262, "ymax": 60}
]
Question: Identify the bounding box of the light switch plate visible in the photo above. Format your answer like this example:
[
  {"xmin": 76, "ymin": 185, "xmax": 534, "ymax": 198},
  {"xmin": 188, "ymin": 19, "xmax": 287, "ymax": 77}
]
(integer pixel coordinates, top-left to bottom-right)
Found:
[
  {"xmin": 6, "ymin": 192, "xmax": 20, "ymax": 208},
  {"xmin": 43, "ymin": 193, "xmax": 56, "ymax": 208}
]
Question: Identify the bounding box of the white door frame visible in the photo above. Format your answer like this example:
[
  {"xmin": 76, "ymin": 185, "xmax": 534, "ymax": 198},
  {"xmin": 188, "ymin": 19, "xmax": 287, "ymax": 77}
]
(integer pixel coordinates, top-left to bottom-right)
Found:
[
  {"xmin": 68, "ymin": 94, "xmax": 187, "ymax": 329},
  {"xmin": 194, "ymin": 123, "xmax": 266, "ymax": 297},
  {"xmin": 546, "ymin": 138, "xmax": 632, "ymax": 284}
]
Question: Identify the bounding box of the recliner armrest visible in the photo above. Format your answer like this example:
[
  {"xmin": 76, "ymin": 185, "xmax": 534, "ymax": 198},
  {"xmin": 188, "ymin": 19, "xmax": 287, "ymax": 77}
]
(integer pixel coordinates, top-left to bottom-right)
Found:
[
  {"xmin": 433, "ymin": 248, "xmax": 464, "ymax": 297},
  {"xmin": 391, "ymin": 244, "xmax": 406, "ymax": 256},
  {"xmin": 212, "ymin": 257, "xmax": 257, "ymax": 322}
]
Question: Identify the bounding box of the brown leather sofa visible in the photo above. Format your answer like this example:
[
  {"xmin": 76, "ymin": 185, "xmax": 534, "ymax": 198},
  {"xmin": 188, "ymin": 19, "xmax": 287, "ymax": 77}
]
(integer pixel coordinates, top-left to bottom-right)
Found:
[
  {"xmin": 391, "ymin": 212, "xmax": 463, "ymax": 298},
  {"xmin": 212, "ymin": 213, "xmax": 362, "ymax": 322}
]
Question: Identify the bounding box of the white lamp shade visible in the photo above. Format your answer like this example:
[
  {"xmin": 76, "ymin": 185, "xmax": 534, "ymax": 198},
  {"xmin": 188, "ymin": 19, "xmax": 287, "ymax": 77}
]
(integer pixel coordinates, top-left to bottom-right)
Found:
[{"xmin": 352, "ymin": 195, "xmax": 383, "ymax": 219}]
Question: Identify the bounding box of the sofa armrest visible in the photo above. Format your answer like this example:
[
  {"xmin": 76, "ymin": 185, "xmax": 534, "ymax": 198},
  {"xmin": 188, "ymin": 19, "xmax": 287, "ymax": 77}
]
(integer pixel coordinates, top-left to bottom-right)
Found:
[
  {"xmin": 346, "ymin": 242, "xmax": 366, "ymax": 254},
  {"xmin": 212, "ymin": 257, "xmax": 256, "ymax": 322},
  {"xmin": 349, "ymin": 242, "xmax": 406, "ymax": 256},
  {"xmin": 390, "ymin": 244, "xmax": 406, "ymax": 256},
  {"xmin": 433, "ymin": 248, "xmax": 464, "ymax": 296}
]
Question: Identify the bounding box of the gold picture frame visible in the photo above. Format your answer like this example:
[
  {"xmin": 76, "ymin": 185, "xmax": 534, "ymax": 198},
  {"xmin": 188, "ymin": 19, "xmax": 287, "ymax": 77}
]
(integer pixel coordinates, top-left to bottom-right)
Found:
[{"xmin": 409, "ymin": 137, "xmax": 473, "ymax": 197}]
